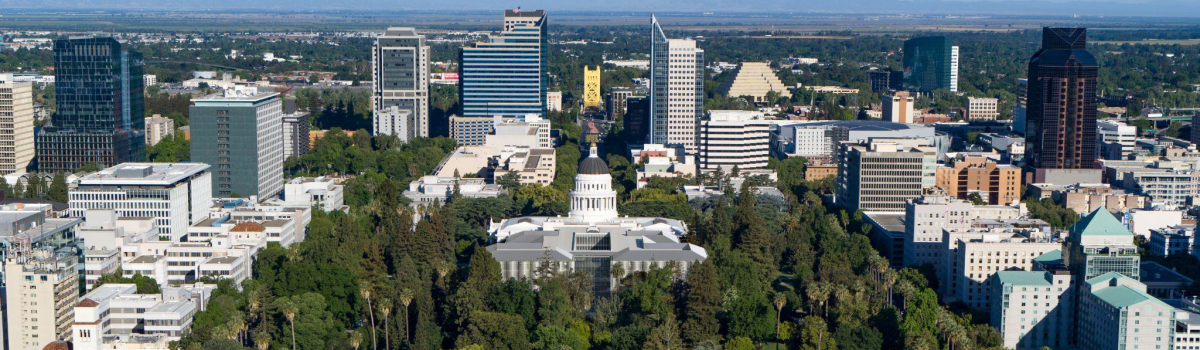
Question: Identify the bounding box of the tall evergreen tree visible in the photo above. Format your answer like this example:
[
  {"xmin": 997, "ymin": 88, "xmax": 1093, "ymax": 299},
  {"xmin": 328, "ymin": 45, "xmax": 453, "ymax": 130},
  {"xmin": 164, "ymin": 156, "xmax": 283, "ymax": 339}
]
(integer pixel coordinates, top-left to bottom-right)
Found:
[
  {"xmin": 680, "ymin": 261, "xmax": 721, "ymax": 345},
  {"xmin": 47, "ymin": 172, "xmax": 68, "ymax": 203}
]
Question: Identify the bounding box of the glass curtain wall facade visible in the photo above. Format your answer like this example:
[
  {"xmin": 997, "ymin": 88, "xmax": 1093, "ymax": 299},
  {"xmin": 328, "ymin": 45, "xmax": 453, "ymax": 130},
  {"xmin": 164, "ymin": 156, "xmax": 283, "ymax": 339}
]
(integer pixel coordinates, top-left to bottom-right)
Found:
[
  {"xmin": 902, "ymin": 36, "xmax": 956, "ymax": 93},
  {"xmin": 372, "ymin": 27, "xmax": 429, "ymax": 138},
  {"xmin": 1025, "ymin": 27, "xmax": 1099, "ymax": 169},
  {"xmin": 459, "ymin": 10, "xmax": 547, "ymax": 117},
  {"xmin": 38, "ymin": 37, "xmax": 145, "ymax": 172},
  {"xmin": 649, "ymin": 16, "xmax": 669, "ymax": 145}
]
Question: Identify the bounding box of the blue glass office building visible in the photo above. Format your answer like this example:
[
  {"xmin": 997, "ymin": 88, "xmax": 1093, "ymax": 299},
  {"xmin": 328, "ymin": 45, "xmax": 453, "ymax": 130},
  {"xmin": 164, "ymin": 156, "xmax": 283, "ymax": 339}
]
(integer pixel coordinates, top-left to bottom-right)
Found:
[
  {"xmin": 38, "ymin": 37, "xmax": 145, "ymax": 172},
  {"xmin": 459, "ymin": 9, "xmax": 547, "ymax": 117}
]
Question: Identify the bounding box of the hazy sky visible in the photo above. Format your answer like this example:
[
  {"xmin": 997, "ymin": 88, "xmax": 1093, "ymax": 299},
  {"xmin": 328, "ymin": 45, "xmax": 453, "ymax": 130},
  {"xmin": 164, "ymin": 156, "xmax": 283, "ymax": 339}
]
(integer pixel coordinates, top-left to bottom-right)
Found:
[{"xmin": 6, "ymin": 0, "xmax": 1200, "ymax": 17}]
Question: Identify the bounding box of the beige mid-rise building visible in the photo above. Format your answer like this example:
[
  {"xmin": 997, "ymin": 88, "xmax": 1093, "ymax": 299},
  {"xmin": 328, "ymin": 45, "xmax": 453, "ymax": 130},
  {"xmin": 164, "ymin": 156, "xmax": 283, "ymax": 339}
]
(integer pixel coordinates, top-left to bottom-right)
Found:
[
  {"xmin": 4, "ymin": 248, "xmax": 80, "ymax": 350},
  {"xmin": 942, "ymin": 228, "xmax": 1060, "ymax": 308},
  {"xmin": 144, "ymin": 115, "xmax": 175, "ymax": 147},
  {"xmin": 967, "ymin": 97, "xmax": 1000, "ymax": 120},
  {"xmin": 0, "ymin": 77, "xmax": 35, "ymax": 175},
  {"xmin": 882, "ymin": 91, "xmax": 915, "ymax": 124}
]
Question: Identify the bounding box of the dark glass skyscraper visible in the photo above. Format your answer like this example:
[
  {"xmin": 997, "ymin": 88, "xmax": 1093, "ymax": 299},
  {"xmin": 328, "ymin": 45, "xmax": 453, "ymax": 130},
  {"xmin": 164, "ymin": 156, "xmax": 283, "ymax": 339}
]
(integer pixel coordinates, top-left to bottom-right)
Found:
[
  {"xmin": 38, "ymin": 37, "xmax": 145, "ymax": 172},
  {"xmin": 1025, "ymin": 28, "xmax": 1098, "ymax": 169},
  {"xmin": 902, "ymin": 36, "xmax": 959, "ymax": 93}
]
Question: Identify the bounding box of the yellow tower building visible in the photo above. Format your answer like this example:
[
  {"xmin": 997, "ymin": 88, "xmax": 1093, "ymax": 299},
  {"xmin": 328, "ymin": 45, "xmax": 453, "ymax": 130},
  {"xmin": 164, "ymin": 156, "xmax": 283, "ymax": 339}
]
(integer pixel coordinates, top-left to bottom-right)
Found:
[{"xmin": 583, "ymin": 65, "xmax": 601, "ymax": 108}]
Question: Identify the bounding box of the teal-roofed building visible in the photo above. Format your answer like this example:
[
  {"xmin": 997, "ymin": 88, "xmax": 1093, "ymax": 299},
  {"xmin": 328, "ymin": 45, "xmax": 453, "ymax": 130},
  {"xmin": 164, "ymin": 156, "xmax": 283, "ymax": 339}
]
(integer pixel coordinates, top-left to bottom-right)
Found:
[
  {"xmin": 1078, "ymin": 272, "xmax": 1173, "ymax": 350},
  {"xmin": 990, "ymin": 269, "xmax": 1074, "ymax": 350},
  {"xmin": 1063, "ymin": 207, "xmax": 1140, "ymax": 281}
]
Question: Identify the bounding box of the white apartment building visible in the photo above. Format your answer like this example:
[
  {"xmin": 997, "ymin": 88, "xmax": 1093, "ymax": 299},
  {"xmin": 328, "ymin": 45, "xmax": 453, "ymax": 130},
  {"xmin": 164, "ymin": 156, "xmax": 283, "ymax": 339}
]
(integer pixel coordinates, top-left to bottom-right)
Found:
[
  {"xmin": 373, "ymin": 106, "xmax": 414, "ymax": 141},
  {"xmin": 70, "ymin": 163, "xmax": 213, "ymax": 241},
  {"xmin": 967, "ymin": 97, "xmax": 999, "ymax": 120},
  {"xmin": 403, "ymin": 176, "xmax": 504, "ymax": 207},
  {"xmin": 1148, "ymin": 225, "xmax": 1194, "ymax": 258},
  {"xmin": 943, "ymin": 228, "xmax": 1061, "ymax": 308},
  {"xmin": 372, "ymin": 27, "xmax": 429, "ymax": 138},
  {"xmin": 73, "ymin": 283, "xmax": 217, "ymax": 350},
  {"xmin": 990, "ymin": 269, "xmax": 1074, "ymax": 350},
  {"xmin": 546, "ymin": 91, "xmax": 562, "ymax": 112},
  {"xmin": 698, "ymin": 110, "xmax": 771, "ymax": 171},
  {"xmin": 882, "ymin": 91, "xmax": 915, "ymax": 124},
  {"xmin": 790, "ymin": 126, "xmax": 834, "ymax": 160},
  {"xmin": 0, "ymin": 77, "xmax": 35, "ymax": 175},
  {"xmin": 144, "ymin": 115, "xmax": 174, "ymax": 147},
  {"xmin": 903, "ymin": 194, "xmax": 1025, "ymax": 268},
  {"xmin": 278, "ymin": 176, "xmax": 345, "ymax": 212},
  {"xmin": 1098, "ymin": 120, "xmax": 1137, "ymax": 160},
  {"xmin": 1078, "ymin": 272, "xmax": 1174, "ymax": 350},
  {"xmin": 1116, "ymin": 163, "xmax": 1200, "ymax": 208},
  {"xmin": 949, "ymin": 46, "xmax": 960, "ymax": 93},
  {"xmin": 4, "ymin": 248, "xmax": 79, "ymax": 350}
]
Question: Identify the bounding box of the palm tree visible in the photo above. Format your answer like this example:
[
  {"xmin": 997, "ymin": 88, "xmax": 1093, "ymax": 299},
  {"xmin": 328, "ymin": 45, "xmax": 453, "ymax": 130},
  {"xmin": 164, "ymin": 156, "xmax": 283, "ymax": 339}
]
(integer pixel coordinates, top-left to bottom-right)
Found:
[
  {"xmin": 378, "ymin": 298, "xmax": 392, "ymax": 350},
  {"xmin": 253, "ymin": 329, "xmax": 271, "ymax": 350},
  {"xmin": 350, "ymin": 329, "xmax": 363, "ymax": 350},
  {"xmin": 806, "ymin": 282, "xmax": 831, "ymax": 318},
  {"xmin": 399, "ymin": 288, "xmax": 414, "ymax": 345},
  {"xmin": 773, "ymin": 294, "xmax": 787, "ymax": 342},
  {"xmin": 435, "ymin": 260, "xmax": 454, "ymax": 288},
  {"xmin": 361, "ymin": 285, "xmax": 377, "ymax": 350},
  {"xmin": 281, "ymin": 300, "xmax": 298, "ymax": 350},
  {"xmin": 610, "ymin": 262, "xmax": 626, "ymax": 289}
]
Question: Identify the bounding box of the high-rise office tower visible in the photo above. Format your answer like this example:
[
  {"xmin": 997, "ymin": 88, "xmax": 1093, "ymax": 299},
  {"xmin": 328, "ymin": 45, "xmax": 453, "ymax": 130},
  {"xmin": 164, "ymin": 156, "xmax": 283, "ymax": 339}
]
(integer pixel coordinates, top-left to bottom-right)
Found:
[
  {"xmin": 1025, "ymin": 28, "xmax": 1099, "ymax": 169},
  {"xmin": 624, "ymin": 96, "xmax": 649, "ymax": 145},
  {"xmin": 584, "ymin": 65, "xmax": 601, "ymax": 108},
  {"xmin": 0, "ymin": 76, "xmax": 35, "ymax": 175},
  {"xmin": 373, "ymin": 27, "xmax": 429, "ymax": 139},
  {"xmin": 649, "ymin": 16, "xmax": 704, "ymax": 154},
  {"xmin": 37, "ymin": 37, "xmax": 145, "ymax": 172},
  {"xmin": 460, "ymin": 8, "xmax": 547, "ymax": 117},
  {"xmin": 1013, "ymin": 79, "xmax": 1028, "ymax": 135},
  {"xmin": 190, "ymin": 89, "xmax": 284, "ymax": 200},
  {"xmin": 903, "ymin": 36, "xmax": 959, "ymax": 93}
]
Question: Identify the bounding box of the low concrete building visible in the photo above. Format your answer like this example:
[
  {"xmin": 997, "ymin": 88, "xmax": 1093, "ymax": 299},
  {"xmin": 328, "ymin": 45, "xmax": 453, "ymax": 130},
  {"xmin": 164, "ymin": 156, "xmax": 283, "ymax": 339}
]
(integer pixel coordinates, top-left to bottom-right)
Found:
[
  {"xmin": 1140, "ymin": 261, "xmax": 1193, "ymax": 299},
  {"xmin": 278, "ymin": 176, "xmax": 345, "ymax": 212},
  {"xmin": 72, "ymin": 283, "xmax": 217, "ymax": 349},
  {"xmin": 1148, "ymin": 225, "xmax": 1194, "ymax": 258},
  {"xmin": 403, "ymin": 176, "xmax": 504, "ymax": 207}
]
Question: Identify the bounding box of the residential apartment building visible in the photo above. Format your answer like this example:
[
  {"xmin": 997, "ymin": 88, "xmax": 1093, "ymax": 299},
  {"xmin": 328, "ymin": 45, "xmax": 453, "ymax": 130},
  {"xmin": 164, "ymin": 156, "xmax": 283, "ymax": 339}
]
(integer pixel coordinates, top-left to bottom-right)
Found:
[
  {"xmin": 144, "ymin": 115, "xmax": 174, "ymax": 147},
  {"xmin": 837, "ymin": 138, "xmax": 937, "ymax": 213},
  {"xmin": 1114, "ymin": 162, "xmax": 1200, "ymax": 208},
  {"xmin": 450, "ymin": 115, "xmax": 494, "ymax": 146},
  {"xmin": 546, "ymin": 91, "xmax": 562, "ymax": 112},
  {"xmin": 990, "ymin": 269, "xmax": 1074, "ymax": 350},
  {"xmin": 4, "ymin": 248, "xmax": 80, "ymax": 350},
  {"xmin": 903, "ymin": 193, "xmax": 1025, "ymax": 268},
  {"xmin": 372, "ymin": 27, "xmax": 430, "ymax": 137},
  {"xmin": 1077, "ymin": 272, "xmax": 1173, "ymax": 350},
  {"xmin": 1026, "ymin": 28, "xmax": 1098, "ymax": 169},
  {"xmin": 37, "ymin": 37, "xmax": 145, "ymax": 172},
  {"xmin": 650, "ymin": 16, "xmax": 704, "ymax": 154},
  {"xmin": 374, "ymin": 106, "xmax": 414, "ymax": 141},
  {"xmin": 716, "ymin": 62, "xmax": 791, "ymax": 103},
  {"xmin": 966, "ymin": 97, "xmax": 999, "ymax": 120},
  {"xmin": 0, "ymin": 76, "xmax": 35, "ymax": 175},
  {"xmin": 70, "ymin": 163, "xmax": 212, "ymax": 241},
  {"xmin": 943, "ymin": 228, "xmax": 1061, "ymax": 308},
  {"xmin": 190, "ymin": 88, "xmax": 284, "ymax": 199},
  {"xmin": 934, "ymin": 154, "xmax": 1021, "ymax": 205},
  {"xmin": 460, "ymin": 9, "xmax": 547, "ymax": 117},
  {"xmin": 882, "ymin": 91, "xmax": 916, "ymax": 124},
  {"xmin": 698, "ymin": 110, "xmax": 771, "ymax": 171}
]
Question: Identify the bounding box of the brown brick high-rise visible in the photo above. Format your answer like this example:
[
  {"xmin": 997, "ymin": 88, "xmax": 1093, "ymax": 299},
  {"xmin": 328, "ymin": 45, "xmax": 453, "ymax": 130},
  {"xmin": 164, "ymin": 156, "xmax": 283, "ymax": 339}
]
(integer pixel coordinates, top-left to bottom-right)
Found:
[{"xmin": 1025, "ymin": 28, "xmax": 1098, "ymax": 169}]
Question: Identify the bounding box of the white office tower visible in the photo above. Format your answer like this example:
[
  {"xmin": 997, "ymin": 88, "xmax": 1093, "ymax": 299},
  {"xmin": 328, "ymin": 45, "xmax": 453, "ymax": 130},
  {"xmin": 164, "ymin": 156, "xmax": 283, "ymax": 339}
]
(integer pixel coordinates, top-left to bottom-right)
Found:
[
  {"xmin": 70, "ymin": 163, "xmax": 213, "ymax": 241},
  {"xmin": 1097, "ymin": 119, "xmax": 1136, "ymax": 160},
  {"xmin": 374, "ymin": 106, "xmax": 414, "ymax": 141},
  {"xmin": 372, "ymin": 27, "xmax": 429, "ymax": 138},
  {"xmin": 569, "ymin": 145, "xmax": 619, "ymax": 223},
  {"xmin": 990, "ymin": 269, "xmax": 1074, "ymax": 350},
  {"xmin": 949, "ymin": 46, "xmax": 960, "ymax": 93},
  {"xmin": 4, "ymin": 248, "xmax": 79, "ymax": 350},
  {"xmin": 0, "ymin": 76, "xmax": 35, "ymax": 175},
  {"xmin": 698, "ymin": 110, "xmax": 771, "ymax": 171},
  {"xmin": 650, "ymin": 16, "xmax": 704, "ymax": 155}
]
